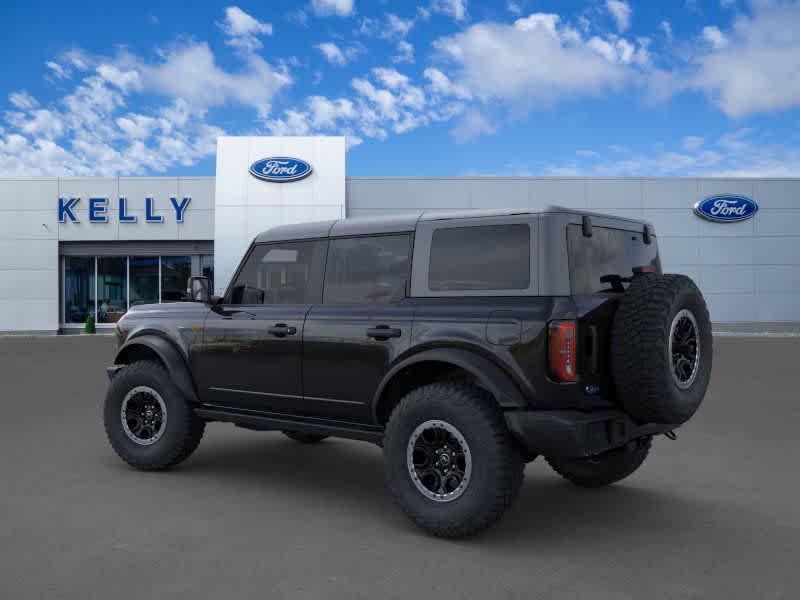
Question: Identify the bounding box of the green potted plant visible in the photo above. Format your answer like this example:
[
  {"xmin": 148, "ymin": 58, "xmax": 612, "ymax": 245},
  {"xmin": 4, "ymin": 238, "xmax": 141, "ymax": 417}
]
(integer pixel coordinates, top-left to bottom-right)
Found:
[{"xmin": 84, "ymin": 314, "xmax": 96, "ymax": 334}]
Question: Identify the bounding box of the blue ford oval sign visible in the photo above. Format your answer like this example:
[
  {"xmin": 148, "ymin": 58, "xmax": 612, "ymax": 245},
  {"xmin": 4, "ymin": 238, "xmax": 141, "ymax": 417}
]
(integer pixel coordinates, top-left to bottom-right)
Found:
[
  {"xmin": 249, "ymin": 157, "xmax": 312, "ymax": 183},
  {"xmin": 693, "ymin": 195, "xmax": 758, "ymax": 223}
]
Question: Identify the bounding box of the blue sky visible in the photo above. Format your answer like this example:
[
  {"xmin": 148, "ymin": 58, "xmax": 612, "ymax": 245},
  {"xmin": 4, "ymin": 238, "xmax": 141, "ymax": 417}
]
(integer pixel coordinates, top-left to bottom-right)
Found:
[{"xmin": 1, "ymin": 0, "xmax": 798, "ymax": 177}]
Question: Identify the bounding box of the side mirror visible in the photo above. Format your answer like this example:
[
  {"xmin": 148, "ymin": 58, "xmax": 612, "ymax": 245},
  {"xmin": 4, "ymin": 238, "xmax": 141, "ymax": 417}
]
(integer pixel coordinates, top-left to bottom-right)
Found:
[{"xmin": 187, "ymin": 276, "xmax": 212, "ymax": 303}]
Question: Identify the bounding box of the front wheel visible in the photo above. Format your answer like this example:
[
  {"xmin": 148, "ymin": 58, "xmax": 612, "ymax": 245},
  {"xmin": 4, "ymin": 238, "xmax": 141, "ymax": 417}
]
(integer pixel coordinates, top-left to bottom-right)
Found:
[
  {"xmin": 104, "ymin": 360, "xmax": 205, "ymax": 471},
  {"xmin": 545, "ymin": 437, "xmax": 651, "ymax": 488},
  {"xmin": 384, "ymin": 383, "xmax": 524, "ymax": 538}
]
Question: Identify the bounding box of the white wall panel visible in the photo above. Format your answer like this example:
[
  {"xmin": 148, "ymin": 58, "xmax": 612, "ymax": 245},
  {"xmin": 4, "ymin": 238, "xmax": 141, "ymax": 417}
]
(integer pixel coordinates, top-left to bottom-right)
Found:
[{"xmin": 213, "ymin": 136, "xmax": 345, "ymax": 295}]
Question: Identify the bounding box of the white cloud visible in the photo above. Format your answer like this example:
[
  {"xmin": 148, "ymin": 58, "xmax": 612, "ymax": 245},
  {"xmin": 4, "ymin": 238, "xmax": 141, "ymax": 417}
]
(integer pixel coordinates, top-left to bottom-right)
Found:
[
  {"xmin": 691, "ymin": 1, "xmax": 800, "ymax": 116},
  {"xmin": 314, "ymin": 42, "xmax": 363, "ymax": 66},
  {"xmin": 386, "ymin": 14, "xmax": 415, "ymax": 38},
  {"xmin": 393, "ymin": 41, "xmax": 415, "ymax": 63},
  {"xmin": 606, "ymin": 0, "xmax": 632, "ymax": 33},
  {"xmin": 218, "ymin": 6, "xmax": 272, "ymax": 51},
  {"xmin": 546, "ymin": 128, "xmax": 800, "ymax": 177},
  {"xmin": 507, "ymin": 1, "xmax": 522, "ymax": 16},
  {"xmin": 451, "ymin": 110, "xmax": 496, "ymax": 142},
  {"xmin": 45, "ymin": 61, "xmax": 71, "ymax": 80},
  {"xmin": 139, "ymin": 42, "xmax": 290, "ymax": 116},
  {"xmin": 359, "ymin": 13, "xmax": 415, "ymax": 40},
  {"xmin": 701, "ymin": 25, "xmax": 728, "ymax": 49},
  {"xmin": 432, "ymin": 13, "xmax": 638, "ymax": 107},
  {"xmin": 423, "ymin": 67, "xmax": 472, "ymax": 100},
  {"xmin": 720, "ymin": 0, "xmax": 736, "ymax": 7},
  {"xmin": 310, "ymin": 0, "xmax": 354, "ymax": 17},
  {"xmin": 9, "ymin": 91, "xmax": 38, "ymax": 111},
  {"xmin": 0, "ymin": 32, "xmax": 288, "ymax": 175},
  {"xmin": 660, "ymin": 20, "xmax": 673, "ymax": 42},
  {"xmin": 430, "ymin": 0, "xmax": 468, "ymax": 21},
  {"xmin": 266, "ymin": 66, "xmax": 463, "ymax": 145},
  {"xmin": 682, "ymin": 135, "xmax": 705, "ymax": 152}
]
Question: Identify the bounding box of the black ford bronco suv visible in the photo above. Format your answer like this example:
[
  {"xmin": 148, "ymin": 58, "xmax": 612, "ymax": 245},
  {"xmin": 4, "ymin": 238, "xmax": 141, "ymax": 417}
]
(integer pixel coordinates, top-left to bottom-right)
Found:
[{"xmin": 104, "ymin": 207, "xmax": 712, "ymax": 538}]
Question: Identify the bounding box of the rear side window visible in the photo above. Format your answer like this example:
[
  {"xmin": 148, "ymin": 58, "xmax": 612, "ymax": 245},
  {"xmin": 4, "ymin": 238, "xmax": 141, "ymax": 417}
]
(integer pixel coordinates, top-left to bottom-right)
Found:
[
  {"xmin": 228, "ymin": 240, "xmax": 327, "ymax": 305},
  {"xmin": 323, "ymin": 234, "xmax": 411, "ymax": 304},
  {"xmin": 567, "ymin": 224, "xmax": 661, "ymax": 294},
  {"xmin": 428, "ymin": 224, "xmax": 530, "ymax": 291}
]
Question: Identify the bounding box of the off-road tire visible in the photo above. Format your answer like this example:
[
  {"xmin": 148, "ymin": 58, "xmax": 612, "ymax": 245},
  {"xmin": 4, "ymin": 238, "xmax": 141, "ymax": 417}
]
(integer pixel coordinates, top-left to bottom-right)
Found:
[
  {"xmin": 545, "ymin": 437, "xmax": 652, "ymax": 488},
  {"xmin": 384, "ymin": 382, "xmax": 524, "ymax": 538},
  {"xmin": 611, "ymin": 273, "xmax": 712, "ymax": 425},
  {"xmin": 282, "ymin": 431, "xmax": 328, "ymax": 444},
  {"xmin": 104, "ymin": 360, "xmax": 205, "ymax": 471}
]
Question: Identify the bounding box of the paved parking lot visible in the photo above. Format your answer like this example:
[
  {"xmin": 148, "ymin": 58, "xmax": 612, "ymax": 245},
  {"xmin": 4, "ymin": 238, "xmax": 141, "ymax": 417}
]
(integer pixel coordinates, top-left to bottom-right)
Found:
[{"xmin": 1, "ymin": 335, "xmax": 798, "ymax": 599}]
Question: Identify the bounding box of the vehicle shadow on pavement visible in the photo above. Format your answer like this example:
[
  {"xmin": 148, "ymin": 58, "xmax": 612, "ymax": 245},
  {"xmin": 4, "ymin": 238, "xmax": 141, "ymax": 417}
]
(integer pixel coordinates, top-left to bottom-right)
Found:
[{"xmin": 133, "ymin": 428, "xmax": 722, "ymax": 546}]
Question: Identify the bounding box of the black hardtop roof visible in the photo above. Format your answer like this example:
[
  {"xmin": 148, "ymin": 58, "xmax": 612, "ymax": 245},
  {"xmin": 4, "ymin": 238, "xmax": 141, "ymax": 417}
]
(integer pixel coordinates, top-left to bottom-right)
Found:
[{"xmin": 253, "ymin": 206, "xmax": 650, "ymax": 243}]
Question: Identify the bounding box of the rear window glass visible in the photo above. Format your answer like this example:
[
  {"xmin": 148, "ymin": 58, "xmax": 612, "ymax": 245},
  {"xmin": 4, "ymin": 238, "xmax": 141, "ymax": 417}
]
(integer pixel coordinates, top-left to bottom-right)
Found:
[
  {"xmin": 428, "ymin": 224, "xmax": 530, "ymax": 291},
  {"xmin": 567, "ymin": 224, "xmax": 661, "ymax": 294}
]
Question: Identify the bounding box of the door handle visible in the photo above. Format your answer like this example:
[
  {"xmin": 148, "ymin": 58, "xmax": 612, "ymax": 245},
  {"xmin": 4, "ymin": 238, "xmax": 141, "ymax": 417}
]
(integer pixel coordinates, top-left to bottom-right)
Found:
[
  {"xmin": 268, "ymin": 324, "xmax": 297, "ymax": 337},
  {"xmin": 366, "ymin": 325, "xmax": 402, "ymax": 340}
]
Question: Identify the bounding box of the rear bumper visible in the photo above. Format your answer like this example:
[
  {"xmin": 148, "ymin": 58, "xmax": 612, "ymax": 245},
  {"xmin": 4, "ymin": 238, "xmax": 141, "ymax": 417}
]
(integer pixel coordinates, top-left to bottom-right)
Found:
[{"xmin": 504, "ymin": 409, "xmax": 674, "ymax": 458}]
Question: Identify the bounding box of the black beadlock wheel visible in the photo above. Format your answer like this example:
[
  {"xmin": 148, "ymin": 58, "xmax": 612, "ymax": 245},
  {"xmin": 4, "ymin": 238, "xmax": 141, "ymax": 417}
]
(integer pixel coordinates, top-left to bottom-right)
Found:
[
  {"xmin": 546, "ymin": 437, "xmax": 652, "ymax": 488},
  {"xmin": 383, "ymin": 382, "xmax": 524, "ymax": 538},
  {"xmin": 104, "ymin": 360, "xmax": 205, "ymax": 471},
  {"xmin": 611, "ymin": 273, "xmax": 713, "ymax": 425}
]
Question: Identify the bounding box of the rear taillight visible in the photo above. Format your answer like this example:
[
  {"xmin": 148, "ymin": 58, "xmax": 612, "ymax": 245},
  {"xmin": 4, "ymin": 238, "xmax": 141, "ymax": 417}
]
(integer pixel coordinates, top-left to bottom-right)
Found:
[{"xmin": 548, "ymin": 320, "xmax": 577, "ymax": 382}]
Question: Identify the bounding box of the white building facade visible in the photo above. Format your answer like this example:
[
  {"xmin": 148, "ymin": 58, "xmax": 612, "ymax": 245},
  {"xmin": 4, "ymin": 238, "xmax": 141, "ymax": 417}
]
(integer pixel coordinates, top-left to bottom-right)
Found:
[{"xmin": 0, "ymin": 136, "xmax": 798, "ymax": 333}]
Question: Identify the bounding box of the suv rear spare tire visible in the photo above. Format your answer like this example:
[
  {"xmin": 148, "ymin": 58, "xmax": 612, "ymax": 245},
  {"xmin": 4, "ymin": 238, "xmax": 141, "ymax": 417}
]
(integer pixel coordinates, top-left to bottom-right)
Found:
[{"xmin": 611, "ymin": 273, "xmax": 712, "ymax": 425}]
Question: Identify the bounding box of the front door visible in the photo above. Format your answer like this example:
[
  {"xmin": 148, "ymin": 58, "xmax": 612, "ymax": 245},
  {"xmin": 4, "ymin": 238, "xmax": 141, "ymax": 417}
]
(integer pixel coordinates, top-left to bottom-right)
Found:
[
  {"xmin": 193, "ymin": 239, "xmax": 328, "ymax": 414},
  {"xmin": 302, "ymin": 233, "xmax": 413, "ymax": 423}
]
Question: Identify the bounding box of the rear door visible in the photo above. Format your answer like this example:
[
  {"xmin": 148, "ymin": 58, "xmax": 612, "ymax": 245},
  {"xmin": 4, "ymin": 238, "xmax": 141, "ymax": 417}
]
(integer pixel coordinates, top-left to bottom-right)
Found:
[
  {"xmin": 194, "ymin": 240, "xmax": 327, "ymax": 414},
  {"xmin": 302, "ymin": 233, "xmax": 414, "ymax": 423}
]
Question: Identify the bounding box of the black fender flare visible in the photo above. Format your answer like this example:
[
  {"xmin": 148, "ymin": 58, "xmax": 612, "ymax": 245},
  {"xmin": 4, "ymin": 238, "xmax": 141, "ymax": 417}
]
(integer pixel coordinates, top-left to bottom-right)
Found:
[
  {"xmin": 372, "ymin": 347, "xmax": 529, "ymax": 421},
  {"xmin": 114, "ymin": 334, "xmax": 199, "ymax": 404}
]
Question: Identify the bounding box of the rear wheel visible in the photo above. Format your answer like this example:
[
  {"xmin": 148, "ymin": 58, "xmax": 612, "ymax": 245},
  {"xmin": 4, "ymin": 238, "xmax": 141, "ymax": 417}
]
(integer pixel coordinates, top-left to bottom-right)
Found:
[
  {"xmin": 384, "ymin": 382, "xmax": 524, "ymax": 538},
  {"xmin": 546, "ymin": 437, "xmax": 651, "ymax": 488},
  {"xmin": 282, "ymin": 431, "xmax": 328, "ymax": 444},
  {"xmin": 104, "ymin": 360, "xmax": 205, "ymax": 471}
]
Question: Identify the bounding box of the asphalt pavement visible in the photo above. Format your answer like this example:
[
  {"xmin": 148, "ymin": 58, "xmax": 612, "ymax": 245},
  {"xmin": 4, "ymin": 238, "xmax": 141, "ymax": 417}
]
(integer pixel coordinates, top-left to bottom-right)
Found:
[{"xmin": 0, "ymin": 334, "xmax": 798, "ymax": 599}]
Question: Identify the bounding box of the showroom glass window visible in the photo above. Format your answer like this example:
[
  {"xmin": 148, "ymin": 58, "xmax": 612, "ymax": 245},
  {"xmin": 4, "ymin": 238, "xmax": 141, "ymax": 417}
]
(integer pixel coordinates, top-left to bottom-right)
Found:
[
  {"xmin": 97, "ymin": 257, "xmax": 127, "ymax": 324},
  {"xmin": 323, "ymin": 234, "xmax": 411, "ymax": 304},
  {"xmin": 228, "ymin": 241, "xmax": 326, "ymax": 305},
  {"xmin": 428, "ymin": 225, "xmax": 530, "ymax": 291},
  {"xmin": 64, "ymin": 256, "xmax": 95, "ymax": 324},
  {"xmin": 61, "ymin": 254, "xmax": 214, "ymax": 326},
  {"xmin": 129, "ymin": 256, "xmax": 158, "ymax": 307},
  {"xmin": 161, "ymin": 256, "xmax": 191, "ymax": 302}
]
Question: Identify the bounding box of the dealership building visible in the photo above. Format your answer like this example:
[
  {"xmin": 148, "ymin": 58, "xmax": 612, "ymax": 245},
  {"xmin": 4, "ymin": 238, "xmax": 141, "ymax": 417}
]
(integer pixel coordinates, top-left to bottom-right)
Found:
[{"xmin": 1, "ymin": 135, "xmax": 798, "ymax": 334}]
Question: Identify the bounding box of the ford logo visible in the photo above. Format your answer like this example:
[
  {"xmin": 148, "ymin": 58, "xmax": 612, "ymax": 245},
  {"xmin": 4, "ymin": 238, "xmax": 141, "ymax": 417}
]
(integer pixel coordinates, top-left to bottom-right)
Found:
[
  {"xmin": 249, "ymin": 157, "xmax": 313, "ymax": 183},
  {"xmin": 693, "ymin": 195, "xmax": 758, "ymax": 223}
]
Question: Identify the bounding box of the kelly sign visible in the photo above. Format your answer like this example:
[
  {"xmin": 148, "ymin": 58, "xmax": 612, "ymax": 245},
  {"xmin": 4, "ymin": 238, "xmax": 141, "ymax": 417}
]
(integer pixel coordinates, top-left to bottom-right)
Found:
[{"xmin": 58, "ymin": 197, "xmax": 191, "ymax": 223}]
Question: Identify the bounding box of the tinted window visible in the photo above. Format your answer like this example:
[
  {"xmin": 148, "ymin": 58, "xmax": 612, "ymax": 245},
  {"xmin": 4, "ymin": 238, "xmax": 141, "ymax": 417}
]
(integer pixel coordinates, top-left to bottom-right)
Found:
[
  {"xmin": 428, "ymin": 224, "xmax": 530, "ymax": 291},
  {"xmin": 228, "ymin": 241, "xmax": 327, "ymax": 305},
  {"xmin": 324, "ymin": 235, "xmax": 411, "ymax": 304},
  {"xmin": 567, "ymin": 224, "xmax": 661, "ymax": 294}
]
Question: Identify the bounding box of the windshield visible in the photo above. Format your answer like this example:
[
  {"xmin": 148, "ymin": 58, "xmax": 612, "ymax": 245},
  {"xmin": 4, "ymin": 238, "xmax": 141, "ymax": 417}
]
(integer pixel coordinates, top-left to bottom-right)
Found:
[{"xmin": 567, "ymin": 224, "xmax": 661, "ymax": 294}]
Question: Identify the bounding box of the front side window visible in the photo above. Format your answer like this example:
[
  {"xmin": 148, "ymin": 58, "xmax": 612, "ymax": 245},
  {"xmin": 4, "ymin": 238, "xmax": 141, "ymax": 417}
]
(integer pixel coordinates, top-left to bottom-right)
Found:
[
  {"xmin": 428, "ymin": 224, "xmax": 531, "ymax": 291},
  {"xmin": 228, "ymin": 241, "xmax": 327, "ymax": 305},
  {"xmin": 324, "ymin": 234, "xmax": 411, "ymax": 304}
]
